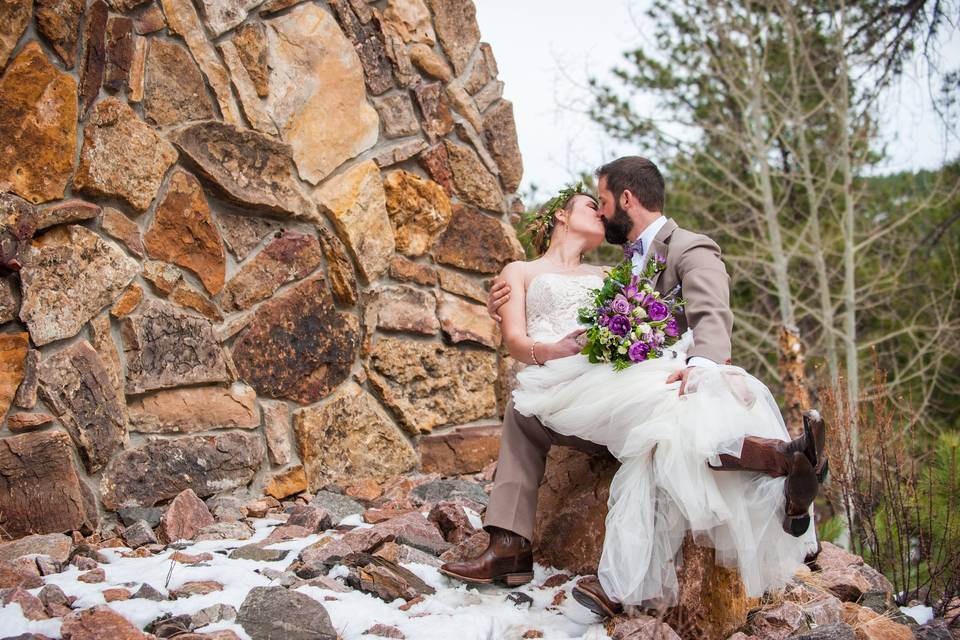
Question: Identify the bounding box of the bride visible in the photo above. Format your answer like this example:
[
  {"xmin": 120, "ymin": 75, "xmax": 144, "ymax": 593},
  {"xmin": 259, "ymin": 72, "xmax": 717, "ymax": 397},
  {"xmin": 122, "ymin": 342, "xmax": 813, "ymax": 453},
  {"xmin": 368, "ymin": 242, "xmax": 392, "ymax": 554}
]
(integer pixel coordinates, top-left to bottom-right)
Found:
[{"xmin": 482, "ymin": 176, "xmax": 824, "ymax": 614}]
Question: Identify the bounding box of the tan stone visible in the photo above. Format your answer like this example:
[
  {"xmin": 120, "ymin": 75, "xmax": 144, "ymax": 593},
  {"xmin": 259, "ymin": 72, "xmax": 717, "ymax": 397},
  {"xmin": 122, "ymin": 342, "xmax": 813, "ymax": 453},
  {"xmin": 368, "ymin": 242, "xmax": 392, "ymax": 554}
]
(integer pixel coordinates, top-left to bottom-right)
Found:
[
  {"xmin": 383, "ymin": 0, "xmax": 435, "ymax": 44},
  {"xmin": 1, "ymin": 275, "xmax": 18, "ymax": 325},
  {"xmin": 265, "ymin": 465, "xmax": 307, "ymax": 500},
  {"xmin": 0, "ymin": 0, "xmax": 31, "ymax": 71},
  {"xmin": 128, "ymin": 383, "xmax": 259, "ymax": 433},
  {"xmin": 101, "ymin": 207, "xmax": 144, "ymax": 257},
  {"xmin": 141, "ymin": 260, "xmax": 181, "ymax": 295},
  {"xmin": 383, "ymin": 169, "xmax": 453, "ymax": 257},
  {"xmin": 0, "ymin": 332, "xmax": 29, "ymax": 418},
  {"xmin": 7, "ymin": 412, "xmax": 56, "ymax": 432},
  {"xmin": 195, "ymin": 0, "xmax": 264, "ymax": 36},
  {"xmin": 144, "ymin": 168, "xmax": 226, "ymax": 296},
  {"xmin": 264, "ymin": 3, "xmax": 379, "ymax": 184},
  {"xmin": 436, "ymin": 292, "xmax": 499, "ymax": 348},
  {"xmin": 429, "ymin": 0, "xmax": 479, "ymax": 75},
  {"xmin": 437, "ymin": 267, "xmax": 486, "ymax": 303},
  {"xmin": 261, "ymin": 399, "xmax": 291, "ymax": 465},
  {"xmin": 431, "ymin": 204, "xmax": 523, "ymax": 274},
  {"xmin": 369, "ymin": 284, "xmax": 438, "ymax": 335},
  {"xmin": 841, "ymin": 602, "xmax": 913, "ymax": 640},
  {"xmin": 133, "ymin": 4, "xmax": 166, "ymax": 34},
  {"xmin": 233, "ymin": 22, "xmax": 268, "ymax": 97},
  {"xmin": 408, "ymin": 43, "xmax": 452, "ymax": 82},
  {"xmin": 219, "ymin": 40, "xmax": 278, "ymax": 136},
  {"xmin": 157, "ymin": 488, "xmax": 215, "ymax": 542},
  {"xmin": 34, "ymin": 0, "xmax": 82, "ymax": 67},
  {"xmin": 475, "ymin": 79, "xmax": 503, "ymax": 113},
  {"xmin": 374, "ymin": 139, "xmax": 429, "ymax": 169},
  {"xmin": 318, "ymin": 226, "xmax": 358, "ymax": 306},
  {"xmin": 34, "ymin": 199, "xmax": 100, "ymax": 231},
  {"xmin": 160, "ymin": 0, "xmax": 242, "ymax": 125},
  {"xmin": 454, "ymin": 119, "xmax": 500, "ymax": 177},
  {"xmin": 111, "ymin": 283, "xmax": 143, "ymax": 318},
  {"xmin": 446, "ymin": 83, "xmax": 484, "ymax": 133},
  {"xmin": 314, "ymin": 161, "xmax": 395, "ymax": 284},
  {"xmin": 372, "ymin": 93, "xmax": 420, "ymax": 138},
  {"xmin": 413, "ymin": 81, "xmax": 454, "ymax": 143},
  {"xmin": 0, "ymin": 42, "xmax": 78, "ymax": 204},
  {"xmin": 483, "ymin": 100, "xmax": 523, "ymax": 192},
  {"xmin": 219, "ymin": 230, "xmax": 322, "ymax": 312},
  {"xmin": 216, "ymin": 210, "xmax": 283, "ymax": 261},
  {"xmin": 171, "ymin": 278, "xmax": 222, "ymax": 324},
  {"xmin": 418, "ymin": 142, "xmax": 454, "ymax": 195},
  {"xmin": 366, "ymin": 337, "xmax": 498, "ymax": 433},
  {"xmin": 419, "ymin": 424, "xmax": 501, "ymax": 476},
  {"xmin": 61, "ymin": 605, "xmax": 154, "ymax": 640},
  {"xmin": 143, "ymin": 38, "xmax": 215, "ymax": 126},
  {"xmin": 73, "ymin": 97, "xmax": 178, "ymax": 213},
  {"xmin": 293, "ymin": 382, "xmax": 417, "ymax": 491},
  {"xmin": 443, "ymin": 140, "xmax": 504, "ymax": 211},
  {"xmin": 389, "ymin": 256, "xmax": 437, "ymax": 286},
  {"xmin": 88, "ymin": 312, "xmax": 126, "ymax": 427}
]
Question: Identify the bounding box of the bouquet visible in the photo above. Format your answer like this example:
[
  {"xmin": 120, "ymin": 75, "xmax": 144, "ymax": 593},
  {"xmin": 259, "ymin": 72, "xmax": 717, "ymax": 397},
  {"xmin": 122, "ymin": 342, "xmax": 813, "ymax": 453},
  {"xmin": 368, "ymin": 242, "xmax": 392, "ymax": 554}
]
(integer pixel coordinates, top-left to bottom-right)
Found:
[{"xmin": 577, "ymin": 254, "xmax": 685, "ymax": 370}]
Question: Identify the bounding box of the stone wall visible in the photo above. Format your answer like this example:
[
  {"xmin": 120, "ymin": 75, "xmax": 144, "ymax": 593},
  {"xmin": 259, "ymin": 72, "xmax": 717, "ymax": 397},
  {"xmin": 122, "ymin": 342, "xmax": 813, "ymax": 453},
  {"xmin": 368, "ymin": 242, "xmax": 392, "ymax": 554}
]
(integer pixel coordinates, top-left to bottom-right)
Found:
[{"xmin": 0, "ymin": 0, "xmax": 523, "ymax": 539}]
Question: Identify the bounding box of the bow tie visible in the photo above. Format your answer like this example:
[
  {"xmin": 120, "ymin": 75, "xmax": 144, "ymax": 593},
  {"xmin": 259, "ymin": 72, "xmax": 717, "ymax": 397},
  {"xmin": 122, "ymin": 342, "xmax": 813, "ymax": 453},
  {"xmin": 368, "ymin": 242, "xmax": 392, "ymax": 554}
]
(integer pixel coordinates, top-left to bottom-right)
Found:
[{"xmin": 623, "ymin": 238, "xmax": 644, "ymax": 261}]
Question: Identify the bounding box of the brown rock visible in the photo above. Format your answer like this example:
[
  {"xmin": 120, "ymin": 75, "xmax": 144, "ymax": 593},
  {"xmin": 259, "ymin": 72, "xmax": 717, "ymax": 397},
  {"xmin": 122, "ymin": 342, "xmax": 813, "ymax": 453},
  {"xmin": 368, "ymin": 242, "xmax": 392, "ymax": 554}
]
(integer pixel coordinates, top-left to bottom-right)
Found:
[
  {"xmin": 328, "ymin": 0, "xmax": 393, "ymax": 96},
  {"xmin": 0, "ymin": 0, "xmax": 30, "ymax": 71},
  {"xmin": 265, "ymin": 466, "xmax": 308, "ymax": 500},
  {"xmin": 431, "ymin": 205, "xmax": 523, "ymax": 274},
  {"xmin": 367, "ymin": 337, "xmax": 498, "ymax": 434},
  {"xmin": 293, "ymin": 382, "xmax": 417, "ymax": 491},
  {"xmin": 233, "ymin": 22, "xmax": 268, "ymax": 97},
  {"xmin": 195, "ymin": 0, "xmax": 263, "ymax": 36},
  {"xmin": 61, "ymin": 605, "xmax": 154, "ymax": 640},
  {"xmin": 389, "ymin": 256, "xmax": 437, "ymax": 286},
  {"xmin": 0, "ymin": 563, "xmax": 43, "ymax": 589},
  {"xmin": 220, "ymin": 230, "xmax": 322, "ymax": 312},
  {"xmin": 443, "ymin": 140, "xmax": 504, "ymax": 211},
  {"xmin": 104, "ymin": 16, "xmax": 134, "ymax": 93},
  {"xmin": 265, "ymin": 3, "xmax": 380, "ymax": 183},
  {"xmin": 103, "ymin": 587, "xmax": 132, "ymax": 601},
  {"xmin": 318, "ymin": 226, "xmax": 358, "ymax": 306},
  {"xmin": 37, "ymin": 340, "xmax": 127, "ymax": 473},
  {"xmin": 840, "ymin": 602, "xmax": 913, "ymax": 640},
  {"xmin": 287, "ymin": 504, "xmax": 332, "ymax": 532},
  {"xmin": 0, "ymin": 533, "xmax": 72, "ymax": 564},
  {"xmin": 109, "ymin": 0, "xmax": 149, "ymax": 11},
  {"xmin": 74, "ymin": 97, "xmax": 177, "ymax": 213},
  {"xmin": 437, "ymin": 268, "xmax": 487, "ymax": 304},
  {"xmin": 7, "ymin": 412, "xmax": 55, "ymax": 432},
  {"xmin": 157, "ymin": 488, "xmax": 215, "ymax": 543},
  {"xmin": 142, "ymin": 38, "xmax": 215, "ymax": 126},
  {"xmin": 78, "ymin": 567, "xmax": 105, "ymax": 583},
  {"xmin": 128, "ymin": 383, "xmax": 258, "ymax": 433},
  {"xmin": 429, "ymin": 0, "xmax": 479, "ymax": 75},
  {"xmin": 483, "ymin": 101, "xmax": 524, "ymax": 192},
  {"xmin": 475, "ymin": 79, "xmax": 504, "ymax": 113},
  {"xmin": 383, "ymin": 170, "xmax": 453, "ymax": 257},
  {"xmin": 412, "ymin": 81, "xmax": 454, "ymax": 143},
  {"xmin": 144, "ymin": 168, "xmax": 226, "ymax": 296},
  {"xmin": 0, "ymin": 331, "xmax": 28, "ymax": 417},
  {"xmin": 428, "ymin": 501, "xmax": 477, "ymax": 544},
  {"xmin": 446, "ymin": 83, "xmax": 484, "ymax": 133},
  {"xmin": 383, "ymin": 0, "xmax": 434, "ymax": 44},
  {"xmin": 107, "ymin": 285, "xmax": 140, "ymax": 319},
  {"xmin": 2, "ymin": 587, "xmax": 48, "ymax": 620},
  {"xmin": 1, "ymin": 275, "xmax": 19, "ymax": 324},
  {"xmin": 11, "ymin": 346, "xmax": 37, "ymax": 411},
  {"xmin": 140, "ymin": 260, "xmax": 181, "ymax": 294},
  {"xmin": 314, "ymin": 161, "xmax": 395, "ymax": 284},
  {"xmin": 218, "ymin": 40, "xmax": 278, "ymax": 136},
  {"xmin": 232, "ymin": 275, "xmax": 357, "ymax": 404},
  {"xmin": 374, "ymin": 139, "xmax": 429, "ymax": 169},
  {"xmin": 373, "ymin": 94, "xmax": 420, "ymax": 138},
  {"xmin": 605, "ymin": 616, "xmax": 681, "ymax": 640},
  {"xmin": 408, "ymin": 43, "xmax": 452, "ymax": 82},
  {"xmin": 170, "ymin": 580, "xmax": 224, "ymax": 598},
  {"xmin": 261, "ymin": 399, "xmax": 291, "ymax": 465},
  {"xmin": 368, "ymin": 285, "xmax": 439, "ymax": 335},
  {"xmin": 0, "ymin": 431, "xmax": 98, "ymax": 537},
  {"xmin": 169, "ymin": 280, "xmax": 223, "ymax": 322},
  {"xmin": 814, "ymin": 542, "xmax": 894, "ymax": 601},
  {"xmin": 88, "ymin": 319, "xmax": 126, "ymax": 446},
  {"xmin": 418, "ymin": 143, "xmax": 454, "ymax": 195},
  {"xmin": 160, "ymin": 0, "xmax": 241, "ymax": 125},
  {"xmin": 216, "ymin": 210, "xmax": 284, "ymax": 261},
  {"xmin": 0, "ymin": 42, "xmax": 78, "ymax": 204},
  {"xmin": 101, "ymin": 432, "xmax": 263, "ymax": 509},
  {"xmin": 437, "ymin": 292, "xmax": 500, "ymax": 348},
  {"xmin": 419, "ymin": 424, "xmax": 501, "ymax": 475},
  {"xmin": 133, "ymin": 3, "xmax": 166, "ymax": 33},
  {"xmin": 462, "ymin": 56, "xmax": 490, "ymax": 96},
  {"xmin": 121, "ymin": 298, "xmax": 228, "ymax": 394},
  {"xmin": 34, "ymin": 200, "xmax": 99, "ymax": 232},
  {"xmin": 170, "ymin": 120, "xmax": 314, "ymax": 218},
  {"xmin": 100, "ymin": 207, "xmax": 144, "ymax": 258},
  {"xmin": 78, "ymin": 1, "xmax": 108, "ymax": 119}
]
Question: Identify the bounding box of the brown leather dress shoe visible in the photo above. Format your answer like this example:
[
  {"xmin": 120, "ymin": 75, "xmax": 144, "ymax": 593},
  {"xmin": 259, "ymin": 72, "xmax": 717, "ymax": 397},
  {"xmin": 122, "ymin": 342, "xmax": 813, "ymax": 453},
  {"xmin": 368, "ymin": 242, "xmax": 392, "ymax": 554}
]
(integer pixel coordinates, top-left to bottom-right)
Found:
[
  {"xmin": 438, "ymin": 526, "xmax": 534, "ymax": 587},
  {"xmin": 572, "ymin": 575, "xmax": 623, "ymax": 618}
]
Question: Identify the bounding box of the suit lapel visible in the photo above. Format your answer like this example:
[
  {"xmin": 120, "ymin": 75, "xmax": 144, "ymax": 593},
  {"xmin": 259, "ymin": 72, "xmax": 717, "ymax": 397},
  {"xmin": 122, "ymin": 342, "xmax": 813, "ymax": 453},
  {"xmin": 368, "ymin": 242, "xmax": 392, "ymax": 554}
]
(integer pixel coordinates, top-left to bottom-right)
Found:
[{"xmin": 648, "ymin": 219, "xmax": 677, "ymax": 292}]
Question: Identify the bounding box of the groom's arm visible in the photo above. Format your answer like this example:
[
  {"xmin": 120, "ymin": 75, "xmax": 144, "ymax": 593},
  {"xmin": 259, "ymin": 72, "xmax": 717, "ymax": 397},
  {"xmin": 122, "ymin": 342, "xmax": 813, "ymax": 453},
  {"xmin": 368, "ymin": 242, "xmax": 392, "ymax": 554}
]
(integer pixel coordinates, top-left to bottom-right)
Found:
[{"xmin": 675, "ymin": 234, "xmax": 734, "ymax": 365}]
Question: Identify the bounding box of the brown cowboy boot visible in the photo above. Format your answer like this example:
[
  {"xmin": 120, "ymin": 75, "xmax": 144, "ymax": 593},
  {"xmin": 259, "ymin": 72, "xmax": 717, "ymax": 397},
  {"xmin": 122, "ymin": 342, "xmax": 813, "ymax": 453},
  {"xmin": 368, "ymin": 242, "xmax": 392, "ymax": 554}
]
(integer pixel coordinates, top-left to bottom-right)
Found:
[
  {"xmin": 438, "ymin": 526, "xmax": 534, "ymax": 586},
  {"xmin": 572, "ymin": 575, "xmax": 623, "ymax": 618}
]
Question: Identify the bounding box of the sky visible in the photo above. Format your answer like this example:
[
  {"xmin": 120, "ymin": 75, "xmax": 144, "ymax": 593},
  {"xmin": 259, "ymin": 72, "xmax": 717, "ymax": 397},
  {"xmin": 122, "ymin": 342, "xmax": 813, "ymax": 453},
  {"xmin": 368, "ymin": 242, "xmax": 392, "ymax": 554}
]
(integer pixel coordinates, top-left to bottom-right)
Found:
[{"xmin": 474, "ymin": 1, "xmax": 960, "ymax": 198}]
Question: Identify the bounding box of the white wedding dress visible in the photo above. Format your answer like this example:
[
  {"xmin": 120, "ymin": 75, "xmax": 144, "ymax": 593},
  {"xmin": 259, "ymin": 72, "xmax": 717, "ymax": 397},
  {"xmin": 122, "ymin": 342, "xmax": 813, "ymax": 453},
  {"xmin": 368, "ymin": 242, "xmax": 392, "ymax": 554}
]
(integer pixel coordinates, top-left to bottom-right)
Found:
[{"xmin": 512, "ymin": 272, "xmax": 817, "ymax": 608}]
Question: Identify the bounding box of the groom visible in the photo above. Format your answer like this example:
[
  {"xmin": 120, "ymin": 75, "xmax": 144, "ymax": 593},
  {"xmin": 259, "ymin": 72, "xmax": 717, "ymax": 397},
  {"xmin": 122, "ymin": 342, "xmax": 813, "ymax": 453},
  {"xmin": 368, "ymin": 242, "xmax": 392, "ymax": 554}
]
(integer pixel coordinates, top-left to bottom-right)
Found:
[{"xmin": 438, "ymin": 156, "xmax": 824, "ymax": 618}]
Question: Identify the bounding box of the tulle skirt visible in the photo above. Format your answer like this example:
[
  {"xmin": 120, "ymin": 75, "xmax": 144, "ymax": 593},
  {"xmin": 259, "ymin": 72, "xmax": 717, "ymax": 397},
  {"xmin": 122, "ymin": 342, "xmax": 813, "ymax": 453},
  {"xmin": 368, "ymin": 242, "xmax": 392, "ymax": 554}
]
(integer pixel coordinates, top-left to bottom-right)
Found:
[{"xmin": 512, "ymin": 331, "xmax": 818, "ymax": 607}]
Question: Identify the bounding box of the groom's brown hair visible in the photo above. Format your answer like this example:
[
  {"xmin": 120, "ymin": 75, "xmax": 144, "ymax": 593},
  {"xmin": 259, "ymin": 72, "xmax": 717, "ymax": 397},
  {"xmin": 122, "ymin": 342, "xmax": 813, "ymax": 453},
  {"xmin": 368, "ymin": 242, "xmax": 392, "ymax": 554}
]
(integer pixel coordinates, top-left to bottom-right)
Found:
[{"xmin": 597, "ymin": 156, "xmax": 665, "ymax": 213}]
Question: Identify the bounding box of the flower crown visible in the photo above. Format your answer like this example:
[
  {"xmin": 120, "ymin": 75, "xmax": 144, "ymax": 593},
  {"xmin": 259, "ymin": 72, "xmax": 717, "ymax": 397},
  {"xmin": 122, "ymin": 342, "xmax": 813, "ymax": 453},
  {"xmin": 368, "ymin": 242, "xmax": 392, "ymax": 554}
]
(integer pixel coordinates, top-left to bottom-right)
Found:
[{"xmin": 521, "ymin": 181, "xmax": 590, "ymax": 253}]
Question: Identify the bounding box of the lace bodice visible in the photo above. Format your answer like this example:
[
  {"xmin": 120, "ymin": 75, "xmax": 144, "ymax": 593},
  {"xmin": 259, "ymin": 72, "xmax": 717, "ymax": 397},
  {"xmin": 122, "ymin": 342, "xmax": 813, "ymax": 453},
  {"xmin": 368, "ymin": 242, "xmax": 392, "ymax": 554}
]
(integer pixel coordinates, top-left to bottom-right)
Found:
[{"xmin": 525, "ymin": 272, "xmax": 605, "ymax": 342}]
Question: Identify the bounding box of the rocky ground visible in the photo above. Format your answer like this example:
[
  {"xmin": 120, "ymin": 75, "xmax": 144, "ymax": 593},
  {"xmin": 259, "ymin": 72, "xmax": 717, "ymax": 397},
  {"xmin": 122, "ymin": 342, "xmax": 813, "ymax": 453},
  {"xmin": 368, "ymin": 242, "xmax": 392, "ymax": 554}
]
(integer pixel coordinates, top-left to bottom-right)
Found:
[{"xmin": 0, "ymin": 470, "xmax": 954, "ymax": 640}]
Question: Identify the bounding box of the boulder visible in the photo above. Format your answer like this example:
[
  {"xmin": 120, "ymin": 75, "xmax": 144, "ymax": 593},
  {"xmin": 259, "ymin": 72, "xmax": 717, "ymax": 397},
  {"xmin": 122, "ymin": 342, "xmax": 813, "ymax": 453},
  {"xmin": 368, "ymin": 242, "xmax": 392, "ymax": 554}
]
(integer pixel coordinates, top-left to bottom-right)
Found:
[
  {"xmin": 430, "ymin": 204, "xmax": 523, "ymax": 274},
  {"xmin": 236, "ymin": 586, "xmax": 336, "ymax": 640}
]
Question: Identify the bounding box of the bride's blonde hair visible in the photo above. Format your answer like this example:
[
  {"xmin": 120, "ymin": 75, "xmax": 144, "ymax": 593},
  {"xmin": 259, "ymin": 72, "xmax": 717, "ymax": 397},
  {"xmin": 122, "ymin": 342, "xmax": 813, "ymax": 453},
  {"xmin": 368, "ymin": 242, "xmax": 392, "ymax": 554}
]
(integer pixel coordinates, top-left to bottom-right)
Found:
[{"xmin": 521, "ymin": 182, "xmax": 591, "ymax": 255}]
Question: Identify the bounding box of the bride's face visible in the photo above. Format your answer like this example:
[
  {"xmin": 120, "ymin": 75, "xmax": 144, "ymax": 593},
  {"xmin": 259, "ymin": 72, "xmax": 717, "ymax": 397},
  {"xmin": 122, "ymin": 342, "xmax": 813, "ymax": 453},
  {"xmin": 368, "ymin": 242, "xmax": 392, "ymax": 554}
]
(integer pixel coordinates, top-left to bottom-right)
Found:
[{"xmin": 557, "ymin": 194, "xmax": 605, "ymax": 251}]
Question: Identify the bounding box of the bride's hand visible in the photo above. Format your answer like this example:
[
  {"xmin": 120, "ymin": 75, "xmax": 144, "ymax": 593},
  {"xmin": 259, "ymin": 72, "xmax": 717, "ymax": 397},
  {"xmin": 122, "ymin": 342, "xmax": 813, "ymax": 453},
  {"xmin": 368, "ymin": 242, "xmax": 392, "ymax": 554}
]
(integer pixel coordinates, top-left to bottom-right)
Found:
[{"xmin": 546, "ymin": 328, "xmax": 587, "ymax": 360}]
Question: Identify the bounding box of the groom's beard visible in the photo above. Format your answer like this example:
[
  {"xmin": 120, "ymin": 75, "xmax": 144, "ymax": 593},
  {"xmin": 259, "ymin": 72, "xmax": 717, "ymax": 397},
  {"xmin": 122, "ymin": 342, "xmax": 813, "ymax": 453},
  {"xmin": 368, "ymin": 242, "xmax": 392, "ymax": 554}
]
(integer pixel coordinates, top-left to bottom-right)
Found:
[{"xmin": 602, "ymin": 203, "xmax": 634, "ymax": 245}]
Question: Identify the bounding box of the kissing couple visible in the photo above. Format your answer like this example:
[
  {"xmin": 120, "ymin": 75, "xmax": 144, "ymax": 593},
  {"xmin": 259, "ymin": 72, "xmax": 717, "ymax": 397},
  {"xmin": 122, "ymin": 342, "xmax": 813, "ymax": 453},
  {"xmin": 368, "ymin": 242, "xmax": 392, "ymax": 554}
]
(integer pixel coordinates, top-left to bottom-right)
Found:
[{"xmin": 438, "ymin": 156, "xmax": 827, "ymax": 619}]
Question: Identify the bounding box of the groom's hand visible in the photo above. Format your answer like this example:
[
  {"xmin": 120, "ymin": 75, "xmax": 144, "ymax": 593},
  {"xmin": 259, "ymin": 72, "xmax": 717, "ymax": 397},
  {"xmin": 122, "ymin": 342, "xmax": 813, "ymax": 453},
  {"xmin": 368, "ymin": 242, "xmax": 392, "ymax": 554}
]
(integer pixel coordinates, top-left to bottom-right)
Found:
[
  {"xmin": 666, "ymin": 366, "xmax": 697, "ymax": 396},
  {"xmin": 487, "ymin": 277, "xmax": 511, "ymax": 322}
]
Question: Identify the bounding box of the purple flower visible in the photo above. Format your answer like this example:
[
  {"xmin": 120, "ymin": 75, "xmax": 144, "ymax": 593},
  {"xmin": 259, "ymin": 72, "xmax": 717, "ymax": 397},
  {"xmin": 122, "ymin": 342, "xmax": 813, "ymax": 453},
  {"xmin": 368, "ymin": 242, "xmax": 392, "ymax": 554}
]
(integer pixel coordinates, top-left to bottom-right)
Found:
[
  {"xmin": 623, "ymin": 283, "xmax": 639, "ymax": 300},
  {"xmin": 611, "ymin": 294, "xmax": 631, "ymax": 315},
  {"xmin": 628, "ymin": 341, "xmax": 651, "ymax": 362},
  {"xmin": 609, "ymin": 315, "xmax": 631, "ymax": 337},
  {"xmin": 646, "ymin": 299, "xmax": 669, "ymax": 322},
  {"xmin": 597, "ymin": 313, "xmax": 610, "ymax": 327},
  {"xmin": 664, "ymin": 318, "xmax": 679, "ymax": 337}
]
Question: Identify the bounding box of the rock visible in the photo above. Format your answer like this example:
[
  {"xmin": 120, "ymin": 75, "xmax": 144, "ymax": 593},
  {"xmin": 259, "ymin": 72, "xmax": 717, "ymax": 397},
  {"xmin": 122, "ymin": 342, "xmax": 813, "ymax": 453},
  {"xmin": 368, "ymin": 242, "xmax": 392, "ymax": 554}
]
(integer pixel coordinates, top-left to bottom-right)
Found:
[
  {"xmin": 78, "ymin": 1, "xmax": 108, "ymax": 119},
  {"xmin": 132, "ymin": 583, "xmax": 166, "ymax": 600},
  {"xmin": 442, "ymin": 140, "xmax": 504, "ymax": 211},
  {"xmin": 309, "ymin": 491, "xmax": 364, "ymax": 524},
  {"xmin": 383, "ymin": 0, "xmax": 434, "ymax": 44},
  {"xmin": 428, "ymin": 501, "xmax": 478, "ymax": 544},
  {"xmin": 78, "ymin": 567, "xmax": 106, "ymax": 583},
  {"xmin": 437, "ymin": 267, "xmax": 487, "ymax": 304},
  {"xmin": 0, "ymin": 332, "xmax": 28, "ymax": 417},
  {"xmin": 170, "ymin": 580, "xmax": 223, "ymax": 598},
  {"xmin": 219, "ymin": 40, "xmax": 278, "ymax": 136},
  {"xmin": 365, "ymin": 623, "xmax": 405, "ymax": 639},
  {"xmin": 170, "ymin": 121, "xmax": 314, "ymax": 218},
  {"xmin": 190, "ymin": 603, "xmax": 237, "ymax": 629},
  {"xmin": 19, "ymin": 226, "xmax": 137, "ymax": 345},
  {"xmin": 38, "ymin": 583, "xmax": 70, "ymax": 610},
  {"xmin": 483, "ymin": 101, "xmax": 523, "ymax": 192},
  {"xmin": 408, "ymin": 43, "xmax": 452, "ymax": 82},
  {"xmin": 0, "ymin": 42, "xmax": 78, "ymax": 204},
  {"xmin": 0, "ymin": 563, "xmax": 43, "ymax": 589},
  {"xmin": 216, "ymin": 211, "xmax": 284, "ymax": 261},
  {"xmin": 372, "ymin": 94, "xmax": 420, "ymax": 139},
  {"xmin": 102, "ymin": 587, "xmax": 131, "ymax": 602},
  {"xmin": 840, "ymin": 602, "xmax": 914, "ymax": 640},
  {"xmin": 120, "ymin": 298, "xmax": 228, "ymax": 394},
  {"xmin": 232, "ymin": 275, "xmax": 358, "ymax": 404},
  {"xmin": 220, "ymin": 230, "xmax": 322, "ymax": 312},
  {"xmin": 142, "ymin": 38, "xmax": 214, "ymax": 126},
  {"xmin": 429, "ymin": 0, "xmax": 480, "ymax": 75},
  {"xmin": 475, "ymin": 79, "xmax": 504, "ymax": 113},
  {"xmin": 744, "ymin": 601, "xmax": 805, "ymax": 640},
  {"xmin": 237, "ymin": 586, "xmax": 336, "ymax": 639},
  {"xmin": 389, "ymin": 256, "xmax": 437, "ymax": 286},
  {"xmin": 373, "ymin": 541, "xmax": 442, "ymax": 568},
  {"xmin": 242, "ymin": 495, "xmax": 280, "ymax": 518},
  {"xmin": 262, "ymin": 523, "xmax": 312, "ymax": 545},
  {"xmin": 33, "ymin": 199, "xmax": 99, "ymax": 231},
  {"xmin": 314, "ymin": 161, "xmax": 395, "ymax": 284},
  {"xmin": 790, "ymin": 622, "xmax": 857, "ymax": 640},
  {"xmin": 196, "ymin": 521, "xmax": 255, "ymax": 541},
  {"xmin": 383, "ymin": 170, "xmax": 452, "ymax": 257},
  {"xmin": 374, "ymin": 139, "xmax": 430, "ymax": 169},
  {"xmin": 118, "ymin": 506, "xmax": 163, "ymax": 527},
  {"xmin": 140, "ymin": 260, "xmax": 181, "ymax": 295},
  {"xmin": 100, "ymin": 207, "xmax": 144, "ymax": 258},
  {"xmin": 36, "ymin": 340, "xmax": 127, "ymax": 473},
  {"xmin": 7, "ymin": 413, "xmax": 56, "ymax": 432},
  {"xmin": 104, "ymin": 16, "xmax": 134, "ymax": 93},
  {"xmin": 60, "ymin": 605, "xmax": 154, "ymax": 640},
  {"xmin": 1, "ymin": 275, "xmax": 19, "ymax": 324},
  {"xmin": 287, "ymin": 505, "xmax": 332, "ymax": 532},
  {"xmin": 605, "ymin": 615, "xmax": 681, "ymax": 640},
  {"xmin": 170, "ymin": 550, "xmax": 213, "ymax": 564},
  {"xmin": 368, "ymin": 285, "xmax": 439, "ymax": 334},
  {"xmin": 128, "ymin": 383, "xmax": 260, "ymax": 434},
  {"xmin": 265, "ymin": 466, "xmax": 308, "ymax": 500},
  {"xmin": 814, "ymin": 542, "xmax": 893, "ymax": 602},
  {"xmin": 264, "ymin": 4, "xmax": 379, "ymax": 184},
  {"xmin": 12, "ymin": 346, "xmax": 38, "ymax": 411},
  {"xmin": 109, "ymin": 284, "xmax": 141, "ymax": 318},
  {"xmin": 205, "ymin": 495, "xmax": 244, "ymax": 522},
  {"xmin": 419, "ymin": 424, "xmax": 501, "ymax": 475},
  {"xmin": 327, "ymin": 0, "xmax": 393, "ymax": 96},
  {"xmin": 229, "ymin": 544, "xmax": 289, "ymax": 562},
  {"xmin": 260, "ymin": 400, "xmax": 291, "ymax": 465},
  {"xmin": 157, "ymin": 488, "xmax": 215, "ymax": 543},
  {"xmin": 100, "ymin": 432, "xmax": 264, "ymax": 509},
  {"xmin": 367, "ymin": 337, "xmax": 498, "ymax": 433},
  {"xmin": 417, "ymin": 142, "xmax": 454, "ymax": 196},
  {"xmin": 121, "ymin": 520, "xmax": 158, "ymax": 548},
  {"xmin": 317, "ymin": 226, "xmax": 358, "ymax": 306},
  {"xmin": 409, "ymin": 478, "xmax": 488, "ymax": 507},
  {"xmin": 332, "ymin": 512, "xmax": 449, "ymax": 557},
  {"xmin": 293, "ymin": 382, "xmax": 417, "ymax": 492},
  {"xmin": 412, "ymin": 81, "xmax": 454, "ymax": 143},
  {"xmin": 437, "ymin": 292, "xmax": 500, "ymax": 348},
  {"xmin": 0, "ymin": 0, "xmax": 30, "ymax": 71},
  {"xmin": 195, "ymin": 0, "xmax": 263, "ymax": 36},
  {"xmin": 159, "ymin": 0, "xmax": 241, "ymax": 125},
  {"xmin": 133, "ymin": 4, "xmax": 166, "ymax": 33},
  {"xmin": 232, "ymin": 22, "xmax": 268, "ymax": 97},
  {"xmin": 73, "ymin": 97, "xmax": 177, "ymax": 213},
  {"xmin": 431, "ymin": 204, "xmax": 523, "ymax": 274},
  {"xmin": 340, "ymin": 552, "xmax": 436, "ymax": 603},
  {"xmin": 0, "ymin": 533, "xmax": 71, "ymax": 564},
  {"xmin": 446, "ymin": 83, "xmax": 484, "ymax": 133}
]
